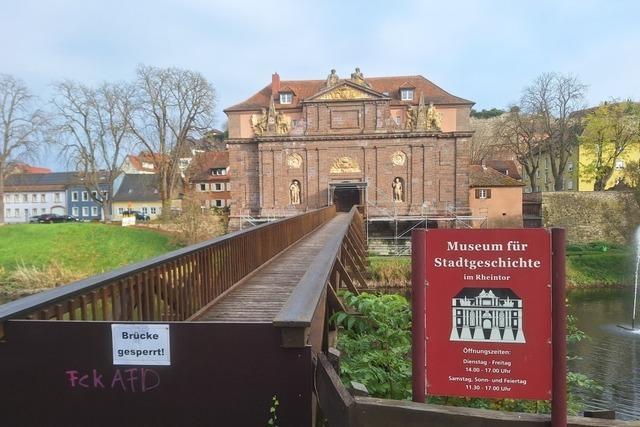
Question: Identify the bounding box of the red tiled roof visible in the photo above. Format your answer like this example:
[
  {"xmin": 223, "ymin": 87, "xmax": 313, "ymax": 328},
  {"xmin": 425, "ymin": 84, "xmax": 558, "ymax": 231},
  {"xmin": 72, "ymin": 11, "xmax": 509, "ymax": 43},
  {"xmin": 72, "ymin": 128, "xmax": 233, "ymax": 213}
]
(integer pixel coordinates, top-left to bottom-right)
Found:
[
  {"xmin": 484, "ymin": 160, "xmax": 522, "ymax": 181},
  {"xmin": 126, "ymin": 153, "xmax": 160, "ymax": 172},
  {"xmin": 469, "ymin": 165, "xmax": 524, "ymax": 188},
  {"xmin": 225, "ymin": 75, "xmax": 473, "ymax": 112},
  {"xmin": 10, "ymin": 163, "xmax": 52, "ymax": 174},
  {"xmin": 187, "ymin": 151, "xmax": 230, "ymax": 182}
]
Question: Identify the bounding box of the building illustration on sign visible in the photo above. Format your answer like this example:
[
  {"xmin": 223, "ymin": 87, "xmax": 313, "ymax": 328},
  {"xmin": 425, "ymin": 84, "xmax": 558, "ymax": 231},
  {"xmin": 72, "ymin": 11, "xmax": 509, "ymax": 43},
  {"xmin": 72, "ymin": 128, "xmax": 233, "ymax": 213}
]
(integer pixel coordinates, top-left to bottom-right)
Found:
[{"xmin": 450, "ymin": 288, "xmax": 525, "ymax": 343}]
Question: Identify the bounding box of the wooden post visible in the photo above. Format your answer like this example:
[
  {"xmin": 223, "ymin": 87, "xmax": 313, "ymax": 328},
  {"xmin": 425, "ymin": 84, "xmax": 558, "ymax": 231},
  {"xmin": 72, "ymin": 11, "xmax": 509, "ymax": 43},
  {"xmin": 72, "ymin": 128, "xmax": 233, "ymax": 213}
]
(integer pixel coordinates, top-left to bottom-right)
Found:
[
  {"xmin": 552, "ymin": 228, "xmax": 567, "ymax": 427},
  {"xmin": 412, "ymin": 229, "xmax": 426, "ymax": 403}
]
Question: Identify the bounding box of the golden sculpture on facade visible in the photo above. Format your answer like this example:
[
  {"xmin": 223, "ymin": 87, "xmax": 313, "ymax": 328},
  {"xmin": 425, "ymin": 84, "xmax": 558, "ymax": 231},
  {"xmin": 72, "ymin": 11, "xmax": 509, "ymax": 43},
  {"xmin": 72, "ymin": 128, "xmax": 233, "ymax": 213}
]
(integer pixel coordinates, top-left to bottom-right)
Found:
[
  {"xmin": 275, "ymin": 112, "xmax": 292, "ymax": 135},
  {"xmin": 330, "ymin": 156, "xmax": 361, "ymax": 174},
  {"xmin": 318, "ymin": 85, "xmax": 371, "ymax": 101},
  {"xmin": 251, "ymin": 104, "xmax": 292, "ymax": 136},
  {"xmin": 404, "ymin": 94, "xmax": 442, "ymax": 132},
  {"xmin": 287, "ymin": 153, "xmax": 302, "ymax": 169},
  {"xmin": 251, "ymin": 107, "xmax": 268, "ymax": 135},
  {"xmin": 391, "ymin": 151, "xmax": 406, "ymax": 166}
]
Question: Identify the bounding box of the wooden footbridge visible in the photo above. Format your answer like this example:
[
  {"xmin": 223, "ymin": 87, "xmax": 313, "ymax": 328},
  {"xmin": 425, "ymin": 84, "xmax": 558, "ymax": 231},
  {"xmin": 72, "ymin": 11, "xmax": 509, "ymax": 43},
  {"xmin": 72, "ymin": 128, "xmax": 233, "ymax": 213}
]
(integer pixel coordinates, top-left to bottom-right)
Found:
[
  {"xmin": 0, "ymin": 206, "xmax": 367, "ymax": 426},
  {"xmin": 0, "ymin": 206, "xmax": 631, "ymax": 426}
]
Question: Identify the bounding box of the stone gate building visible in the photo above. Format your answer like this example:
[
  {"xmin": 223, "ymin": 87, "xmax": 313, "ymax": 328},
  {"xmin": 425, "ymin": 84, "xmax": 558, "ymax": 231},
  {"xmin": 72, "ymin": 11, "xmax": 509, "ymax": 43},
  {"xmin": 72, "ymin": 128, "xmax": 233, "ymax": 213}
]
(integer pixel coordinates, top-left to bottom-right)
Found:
[{"xmin": 224, "ymin": 69, "xmax": 474, "ymax": 227}]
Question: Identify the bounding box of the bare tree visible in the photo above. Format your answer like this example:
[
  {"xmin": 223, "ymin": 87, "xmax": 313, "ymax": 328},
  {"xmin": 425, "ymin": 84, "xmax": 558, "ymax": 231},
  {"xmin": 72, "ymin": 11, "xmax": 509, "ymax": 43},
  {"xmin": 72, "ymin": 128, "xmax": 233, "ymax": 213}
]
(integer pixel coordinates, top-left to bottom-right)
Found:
[
  {"xmin": 495, "ymin": 108, "xmax": 544, "ymax": 192},
  {"xmin": 128, "ymin": 65, "xmax": 216, "ymax": 217},
  {"xmin": 51, "ymin": 80, "xmax": 135, "ymax": 221},
  {"xmin": 0, "ymin": 74, "xmax": 46, "ymax": 223},
  {"xmin": 469, "ymin": 116, "xmax": 504, "ymax": 164},
  {"xmin": 521, "ymin": 73, "xmax": 587, "ymax": 190}
]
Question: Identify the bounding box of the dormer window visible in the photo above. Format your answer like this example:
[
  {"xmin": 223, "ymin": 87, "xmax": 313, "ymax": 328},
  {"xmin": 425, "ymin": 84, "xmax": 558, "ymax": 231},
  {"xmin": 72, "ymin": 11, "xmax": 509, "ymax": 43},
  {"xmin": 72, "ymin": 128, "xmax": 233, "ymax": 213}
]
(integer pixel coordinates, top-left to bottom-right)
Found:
[
  {"xmin": 142, "ymin": 161, "xmax": 154, "ymax": 170},
  {"xmin": 279, "ymin": 92, "xmax": 293, "ymax": 104},
  {"xmin": 211, "ymin": 168, "xmax": 227, "ymax": 176},
  {"xmin": 400, "ymin": 89, "xmax": 414, "ymax": 101}
]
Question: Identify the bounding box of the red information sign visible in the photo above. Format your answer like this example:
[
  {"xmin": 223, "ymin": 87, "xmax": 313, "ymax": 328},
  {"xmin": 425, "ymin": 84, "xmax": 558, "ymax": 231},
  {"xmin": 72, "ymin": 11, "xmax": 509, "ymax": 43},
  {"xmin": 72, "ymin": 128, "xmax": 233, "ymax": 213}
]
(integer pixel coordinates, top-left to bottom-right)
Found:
[{"xmin": 424, "ymin": 229, "xmax": 552, "ymax": 400}]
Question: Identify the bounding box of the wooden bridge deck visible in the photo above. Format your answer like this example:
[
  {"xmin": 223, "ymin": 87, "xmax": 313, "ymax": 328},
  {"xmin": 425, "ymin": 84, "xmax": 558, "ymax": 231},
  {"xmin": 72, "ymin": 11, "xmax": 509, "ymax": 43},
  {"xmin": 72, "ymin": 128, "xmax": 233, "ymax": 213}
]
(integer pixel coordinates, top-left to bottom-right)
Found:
[{"xmin": 195, "ymin": 213, "xmax": 349, "ymax": 322}]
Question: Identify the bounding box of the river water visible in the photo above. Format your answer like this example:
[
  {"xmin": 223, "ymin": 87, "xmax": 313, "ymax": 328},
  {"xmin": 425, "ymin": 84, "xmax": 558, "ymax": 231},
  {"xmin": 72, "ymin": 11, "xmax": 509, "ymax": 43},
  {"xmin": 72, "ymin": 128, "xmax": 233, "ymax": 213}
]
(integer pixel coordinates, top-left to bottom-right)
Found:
[{"xmin": 568, "ymin": 287, "xmax": 640, "ymax": 421}]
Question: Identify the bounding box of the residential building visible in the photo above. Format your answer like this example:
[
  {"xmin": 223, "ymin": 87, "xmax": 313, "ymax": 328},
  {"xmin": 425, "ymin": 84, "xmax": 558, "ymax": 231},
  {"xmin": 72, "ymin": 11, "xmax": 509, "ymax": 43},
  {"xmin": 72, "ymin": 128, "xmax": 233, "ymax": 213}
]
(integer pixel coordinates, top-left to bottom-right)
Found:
[
  {"xmin": 484, "ymin": 160, "xmax": 521, "ymax": 180},
  {"xmin": 8, "ymin": 163, "xmax": 52, "ymax": 174},
  {"xmin": 577, "ymin": 141, "xmax": 640, "ymax": 191},
  {"xmin": 112, "ymin": 174, "xmax": 162, "ymax": 220},
  {"xmin": 3, "ymin": 173, "xmax": 75, "ymax": 223},
  {"xmin": 224, "ymin": 69, "xmax": 473, "ymax": 227},
  {"xmin": 121, "ymin": 152, "xmax": 159, "ymax": 174},
  {"xmin": 469, "ymin": 165, "xmax": 524, "ymax": 228},
  {"xmin": 66, "ymin": 177, "xmax": 110, "ymax": 221},
  {"xmin": 187, "ymin": 151, "xmax": 231, "ymax": 209},
  {"xmin": 522, "ymin": 148, "xmax": 578, "ymax": 193}
]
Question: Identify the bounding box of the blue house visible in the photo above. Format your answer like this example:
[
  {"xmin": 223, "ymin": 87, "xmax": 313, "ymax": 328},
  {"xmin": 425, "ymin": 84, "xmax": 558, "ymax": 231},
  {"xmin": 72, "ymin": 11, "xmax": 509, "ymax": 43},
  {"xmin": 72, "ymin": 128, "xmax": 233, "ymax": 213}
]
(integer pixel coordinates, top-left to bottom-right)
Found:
[{"xmin": 66, "ymin": 177, "xmax": 110, "ymax": 221}]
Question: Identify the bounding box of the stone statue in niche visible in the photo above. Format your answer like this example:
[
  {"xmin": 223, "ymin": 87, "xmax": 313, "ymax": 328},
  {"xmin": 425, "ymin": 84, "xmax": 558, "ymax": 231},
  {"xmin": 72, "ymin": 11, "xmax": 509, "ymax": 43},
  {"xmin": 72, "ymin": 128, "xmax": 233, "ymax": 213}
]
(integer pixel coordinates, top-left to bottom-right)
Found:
[
  {"xmin": 326, "ymin": 69, "xmax": 339, "ymax": 88},
  {"xmin": 392, "ymin": 177, "xmax": 403, "ymax": 202},
  {"xmin": 289, "ymin": 180, "xmax": 301, "ymax": 205}
]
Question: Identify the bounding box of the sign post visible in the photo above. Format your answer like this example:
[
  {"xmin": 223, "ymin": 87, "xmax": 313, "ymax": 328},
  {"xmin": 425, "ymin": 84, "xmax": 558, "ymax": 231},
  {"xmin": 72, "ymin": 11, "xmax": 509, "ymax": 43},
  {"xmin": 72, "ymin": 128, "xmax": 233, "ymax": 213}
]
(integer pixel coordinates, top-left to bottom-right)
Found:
[
  {"xmin": 411, "ymin": 229, "xmax": 426, "ymax": 403},
  {"xmin": 551, "ymin": 228, "xmax": 567, "ymax": 426},
  {"xmin": 412, "ymin": 228, "xmax": 559, "ymax": 405}
]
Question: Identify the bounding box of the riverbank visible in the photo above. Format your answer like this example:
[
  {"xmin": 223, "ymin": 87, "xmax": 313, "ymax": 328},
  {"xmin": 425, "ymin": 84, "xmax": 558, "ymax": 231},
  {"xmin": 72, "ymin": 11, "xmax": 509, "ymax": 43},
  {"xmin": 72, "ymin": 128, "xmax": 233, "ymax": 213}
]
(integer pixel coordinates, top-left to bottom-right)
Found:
[
  {"xmin": 0, "ymin": 223, "xmax": 179, "ymax": 300},
  {"xmin": 368, "ymin": 241, "xmax": 635, "ymax": 289}
]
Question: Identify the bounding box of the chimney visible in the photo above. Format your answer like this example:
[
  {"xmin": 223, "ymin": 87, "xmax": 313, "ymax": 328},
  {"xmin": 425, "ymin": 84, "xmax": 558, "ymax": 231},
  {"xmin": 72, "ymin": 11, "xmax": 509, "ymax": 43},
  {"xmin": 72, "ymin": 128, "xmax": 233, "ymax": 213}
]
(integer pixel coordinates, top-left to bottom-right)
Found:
[{"xmin": 272, "ymin": 73, "xmax": 280, "ymax": 98}]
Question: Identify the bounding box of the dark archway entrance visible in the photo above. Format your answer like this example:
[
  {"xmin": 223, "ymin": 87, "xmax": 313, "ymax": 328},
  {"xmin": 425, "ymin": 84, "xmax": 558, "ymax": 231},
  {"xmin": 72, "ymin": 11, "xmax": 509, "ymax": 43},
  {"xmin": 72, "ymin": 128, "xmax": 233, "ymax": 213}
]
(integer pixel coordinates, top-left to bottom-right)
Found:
[{"xmin": 330, "ymin": 182, "xmax": 366, "ymax": 212}]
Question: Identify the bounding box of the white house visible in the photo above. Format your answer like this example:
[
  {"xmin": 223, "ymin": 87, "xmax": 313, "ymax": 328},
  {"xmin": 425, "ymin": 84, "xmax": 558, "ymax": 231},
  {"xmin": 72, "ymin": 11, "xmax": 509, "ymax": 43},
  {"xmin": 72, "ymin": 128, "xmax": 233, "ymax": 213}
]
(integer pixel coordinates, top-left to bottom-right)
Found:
[{"xmin": 3, "ymin": 172, "xmax": 75, "ymax": 223}]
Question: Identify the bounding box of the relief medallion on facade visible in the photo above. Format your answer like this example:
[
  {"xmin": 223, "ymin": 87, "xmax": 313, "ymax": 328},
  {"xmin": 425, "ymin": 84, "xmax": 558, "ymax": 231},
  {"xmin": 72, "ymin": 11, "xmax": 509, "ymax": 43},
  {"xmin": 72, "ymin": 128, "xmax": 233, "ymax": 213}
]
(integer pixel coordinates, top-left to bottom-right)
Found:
[
  {"xmin": 330, "ymin": 156, "xmax": 361, "ymax": 174},
  {"xmin": 391, "ymin": 151, "xmax": 406, "ymax": 166},
  {"xmin": 287, "ymin": 153, "xmax": 303, "ymax": 169}
]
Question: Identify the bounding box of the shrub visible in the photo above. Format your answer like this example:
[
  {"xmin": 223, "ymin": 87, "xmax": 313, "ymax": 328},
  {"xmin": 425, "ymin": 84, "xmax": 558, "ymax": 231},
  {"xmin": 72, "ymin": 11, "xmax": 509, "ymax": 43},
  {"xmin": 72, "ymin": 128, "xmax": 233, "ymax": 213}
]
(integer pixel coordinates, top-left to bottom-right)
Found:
[
  {"xmin": 367, "ymin": 257, "xmax": 411, "ymax": 286},
  {"xmin": 331, "ymin": 291, "xmax": 412, "ymax": 400},
  {"xmin": 4, "ymin": 260, "xmax": 83, "ymax": 295}
]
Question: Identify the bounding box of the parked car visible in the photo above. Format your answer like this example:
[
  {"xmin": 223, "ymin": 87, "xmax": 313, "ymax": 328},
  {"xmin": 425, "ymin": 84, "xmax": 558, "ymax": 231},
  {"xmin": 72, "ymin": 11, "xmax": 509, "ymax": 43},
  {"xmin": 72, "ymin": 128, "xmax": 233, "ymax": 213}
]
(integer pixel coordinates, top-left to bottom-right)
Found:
[
  {"xmin": 33, "ymin": 214, "xmax": 80, "ymax": 223},
  {"xmin": 122, "ymin": 210, "xmax": 150, "ymax": 222},
  {"xmin": 36, "ymin": 214, "xmax": 65, "ymax": 223}
]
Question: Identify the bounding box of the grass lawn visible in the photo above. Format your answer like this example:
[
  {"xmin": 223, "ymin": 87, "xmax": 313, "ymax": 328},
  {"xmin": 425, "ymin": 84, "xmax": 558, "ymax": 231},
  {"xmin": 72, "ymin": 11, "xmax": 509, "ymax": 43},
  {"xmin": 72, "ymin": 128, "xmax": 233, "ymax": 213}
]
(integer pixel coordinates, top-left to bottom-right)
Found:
[
  {"xmin": 566, "ymin": 242, "xmax": 635, "ymax": 287},
  {"xmin": 368, "ymin": 241, "xmax": 635, "ymax": 288},
  {"xmin": 0, "ymin": 223, "xmax": 179, "ymax": 296}
]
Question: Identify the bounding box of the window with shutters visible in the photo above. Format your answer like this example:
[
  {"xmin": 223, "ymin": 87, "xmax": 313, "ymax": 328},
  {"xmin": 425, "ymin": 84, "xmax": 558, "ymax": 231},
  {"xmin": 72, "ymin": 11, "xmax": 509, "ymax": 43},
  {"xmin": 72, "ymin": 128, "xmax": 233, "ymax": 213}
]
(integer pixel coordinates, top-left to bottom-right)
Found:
[{"xmin": 475, "ymin": 188, "xmax": 491, "ymax": 199}]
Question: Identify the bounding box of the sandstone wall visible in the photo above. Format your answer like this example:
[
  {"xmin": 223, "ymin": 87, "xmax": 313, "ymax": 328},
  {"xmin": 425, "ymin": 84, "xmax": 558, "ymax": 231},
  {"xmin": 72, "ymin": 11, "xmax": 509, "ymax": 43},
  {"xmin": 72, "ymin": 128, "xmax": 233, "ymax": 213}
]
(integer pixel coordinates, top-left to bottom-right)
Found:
[{"xmin": 541, "ymin": 191, "xmax": 640, "ymax": 244}]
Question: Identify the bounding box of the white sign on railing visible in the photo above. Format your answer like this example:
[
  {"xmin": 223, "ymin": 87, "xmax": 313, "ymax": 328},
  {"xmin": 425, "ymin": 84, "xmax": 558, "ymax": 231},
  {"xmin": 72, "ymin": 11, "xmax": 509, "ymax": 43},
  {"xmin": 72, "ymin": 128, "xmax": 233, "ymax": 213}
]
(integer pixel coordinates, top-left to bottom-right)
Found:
[{"xmin": 112, "ymin": 324, "xmax": 171, "ymax": 366}]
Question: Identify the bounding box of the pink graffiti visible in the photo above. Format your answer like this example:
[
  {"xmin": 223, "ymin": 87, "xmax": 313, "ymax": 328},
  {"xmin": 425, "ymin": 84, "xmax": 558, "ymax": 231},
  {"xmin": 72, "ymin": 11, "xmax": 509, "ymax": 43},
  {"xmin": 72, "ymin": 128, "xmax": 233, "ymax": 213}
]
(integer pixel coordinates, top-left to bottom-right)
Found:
[{"xmin": 65, "ymin": 368, "xmax": 160, "ymax": 392}]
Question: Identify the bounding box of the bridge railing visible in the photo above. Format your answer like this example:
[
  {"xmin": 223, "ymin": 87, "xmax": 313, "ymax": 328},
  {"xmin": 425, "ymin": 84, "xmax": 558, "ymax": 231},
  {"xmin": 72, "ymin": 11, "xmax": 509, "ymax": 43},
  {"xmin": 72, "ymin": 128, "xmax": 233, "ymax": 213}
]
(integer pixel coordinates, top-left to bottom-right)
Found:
[
  {"xmin": 274, "ymin": 205, "xmax": 367, "ymax": 348},
  {"xmin": 0, "ymin": 205, "xmax": 336, "ymax": 334}
]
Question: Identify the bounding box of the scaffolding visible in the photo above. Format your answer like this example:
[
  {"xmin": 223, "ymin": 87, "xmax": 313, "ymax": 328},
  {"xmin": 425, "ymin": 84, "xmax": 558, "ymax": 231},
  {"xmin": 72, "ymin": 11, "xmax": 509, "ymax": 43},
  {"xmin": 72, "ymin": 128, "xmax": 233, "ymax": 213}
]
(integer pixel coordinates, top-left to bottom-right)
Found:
[
  {"xmin": 364, "ymin": 185, "xmax": 488, "ymax": 256},
  {"xmin": 238, "ymin": 208, "xmax": 293, "ymax": 229}
]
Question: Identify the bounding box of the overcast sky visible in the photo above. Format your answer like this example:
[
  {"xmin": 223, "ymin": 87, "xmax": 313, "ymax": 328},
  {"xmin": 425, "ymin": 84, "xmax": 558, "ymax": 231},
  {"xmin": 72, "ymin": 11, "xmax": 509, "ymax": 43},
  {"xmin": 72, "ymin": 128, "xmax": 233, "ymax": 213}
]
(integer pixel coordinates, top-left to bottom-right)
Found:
[{"xmin": 3, "ymin": 0, "xmax": 640, "ymax": 169}]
